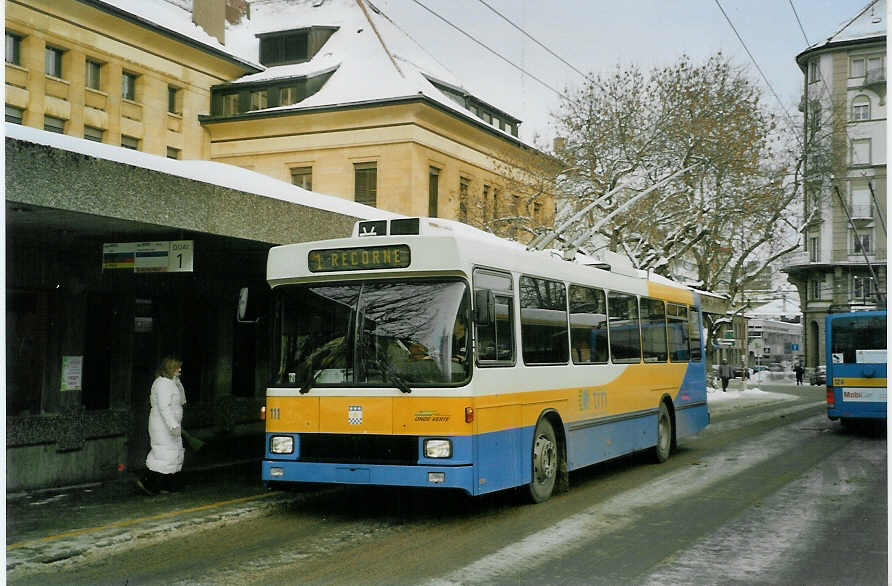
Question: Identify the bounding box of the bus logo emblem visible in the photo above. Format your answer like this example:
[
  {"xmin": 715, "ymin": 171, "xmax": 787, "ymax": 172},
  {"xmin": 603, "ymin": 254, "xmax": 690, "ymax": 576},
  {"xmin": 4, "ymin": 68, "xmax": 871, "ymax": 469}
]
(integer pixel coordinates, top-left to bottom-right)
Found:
[{"xmin": 348, "ymin": 405, "xmax": 363, "ymax": 425}]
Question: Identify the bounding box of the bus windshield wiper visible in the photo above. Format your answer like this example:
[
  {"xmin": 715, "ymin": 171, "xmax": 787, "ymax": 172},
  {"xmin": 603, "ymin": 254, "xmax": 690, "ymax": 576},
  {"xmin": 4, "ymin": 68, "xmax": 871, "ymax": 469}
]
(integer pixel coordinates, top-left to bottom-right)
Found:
[
  {"xmin": 372, "ymin": 357, "xmax": 412, "ymax": 394},
  {"xmin": 299, "ymin": 340, "xmax": 345, "ymax": 394}
]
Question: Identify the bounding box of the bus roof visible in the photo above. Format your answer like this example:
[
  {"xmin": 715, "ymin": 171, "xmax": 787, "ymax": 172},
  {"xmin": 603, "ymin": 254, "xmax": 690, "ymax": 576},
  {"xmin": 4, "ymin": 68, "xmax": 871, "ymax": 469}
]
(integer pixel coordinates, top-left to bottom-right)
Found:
[{"xmin": 267, "ymin": 217, "xmax": 696, "ymax": 304}]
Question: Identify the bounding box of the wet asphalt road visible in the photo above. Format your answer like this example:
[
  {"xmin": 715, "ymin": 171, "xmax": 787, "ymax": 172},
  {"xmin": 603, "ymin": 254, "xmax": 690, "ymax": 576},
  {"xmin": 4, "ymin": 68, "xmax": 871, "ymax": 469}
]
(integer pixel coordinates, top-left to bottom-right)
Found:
[{"xmin": 8, "ymin": 385, "xmax": 887, "ymax": 585}]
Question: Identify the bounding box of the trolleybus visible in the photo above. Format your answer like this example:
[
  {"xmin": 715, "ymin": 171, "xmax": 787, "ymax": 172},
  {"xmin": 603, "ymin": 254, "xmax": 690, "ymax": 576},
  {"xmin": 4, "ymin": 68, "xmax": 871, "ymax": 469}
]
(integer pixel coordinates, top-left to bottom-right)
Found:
[
  {"xmin": 261, "ymin": 217, "xmax": 709, "ymax": 502},
  {"xmin": 825, "ymin": 310, "xmax": 887, "ymax": 425}
]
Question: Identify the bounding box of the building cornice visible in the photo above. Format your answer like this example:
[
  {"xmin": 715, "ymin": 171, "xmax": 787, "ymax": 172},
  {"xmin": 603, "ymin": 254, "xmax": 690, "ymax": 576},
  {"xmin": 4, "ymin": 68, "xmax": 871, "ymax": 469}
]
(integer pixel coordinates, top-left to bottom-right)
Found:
[
  {"xmin": 199, "ymin": 94, "xmax": 540, "ymax": 152},
  {"xmin": 795, "ymin": 35, "xmax": 886, "ymax": 70}
]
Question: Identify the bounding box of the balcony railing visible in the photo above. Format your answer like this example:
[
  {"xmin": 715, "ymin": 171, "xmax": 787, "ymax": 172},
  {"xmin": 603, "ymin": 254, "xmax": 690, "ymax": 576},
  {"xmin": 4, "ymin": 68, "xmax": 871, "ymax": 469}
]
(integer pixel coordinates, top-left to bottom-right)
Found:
[{"xmin": 866, "ymin": 67, "xmax": 886, "ymax": 86}]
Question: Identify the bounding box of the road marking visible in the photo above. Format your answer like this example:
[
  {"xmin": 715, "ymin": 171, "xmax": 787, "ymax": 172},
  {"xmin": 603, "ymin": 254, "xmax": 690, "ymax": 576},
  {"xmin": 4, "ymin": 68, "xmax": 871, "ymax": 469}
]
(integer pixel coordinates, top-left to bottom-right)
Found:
[{"xmin": 7, "ymin": 492, "xmax": 279, "ymax": 551}]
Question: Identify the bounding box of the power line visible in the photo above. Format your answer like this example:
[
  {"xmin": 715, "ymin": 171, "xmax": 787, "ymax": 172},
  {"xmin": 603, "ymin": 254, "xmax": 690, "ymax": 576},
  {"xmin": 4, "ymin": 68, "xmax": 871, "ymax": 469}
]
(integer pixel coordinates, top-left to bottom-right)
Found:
[
  {"xmin": 713, "ymin": 0, "xmax": 802, "ymax": 147},
  {"xmin": 473, "ymin": 0, "xmax": 590, "ymax": 81},
  {"xmin": 788, "ymin": 0, "xmax": 811, "ymax": 45},
  {"xmin": 410, "ymin": 0, "xmax": 568, "ymax": 99}
]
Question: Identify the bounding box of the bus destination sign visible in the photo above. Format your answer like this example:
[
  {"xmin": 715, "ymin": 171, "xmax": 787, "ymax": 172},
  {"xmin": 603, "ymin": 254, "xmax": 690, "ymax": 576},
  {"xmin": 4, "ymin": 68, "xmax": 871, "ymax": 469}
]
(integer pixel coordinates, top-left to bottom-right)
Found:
[{"xmin": 308, "ymin": 244, "xmax": 410, "ymax": 272}]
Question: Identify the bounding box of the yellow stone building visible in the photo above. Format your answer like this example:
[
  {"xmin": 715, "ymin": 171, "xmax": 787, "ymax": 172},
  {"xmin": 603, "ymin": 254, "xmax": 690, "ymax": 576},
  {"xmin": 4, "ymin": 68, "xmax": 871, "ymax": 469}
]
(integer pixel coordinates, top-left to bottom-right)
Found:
[{"xmin": 6, "ymin": 0, "xmax": 555, "ymax": 235}]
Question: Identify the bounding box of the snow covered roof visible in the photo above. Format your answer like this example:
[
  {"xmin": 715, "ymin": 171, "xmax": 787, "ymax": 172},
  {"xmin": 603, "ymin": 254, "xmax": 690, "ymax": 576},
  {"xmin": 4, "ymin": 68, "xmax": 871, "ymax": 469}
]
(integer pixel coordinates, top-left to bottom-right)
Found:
[
  {"xmin": 5, "ymin": 122, "xmax": 400, "ymax": 221},
  {"xmin": 86, "ymin": 0, "xmax": 262, "ymax": 72},
  {"xmin": 798, "ymin": 0, "xmax": 885, "ymax": 60},
  {"xmin": 223, "ymin": 0, "xmax": 519, "ymax": 126},
  {"xmin": 93, "ymin": 0, "xmax": 529, "ymax": 144},
  {"xmin": 747, "ymin": 297, "xmax": 801, "ymax": 319}
]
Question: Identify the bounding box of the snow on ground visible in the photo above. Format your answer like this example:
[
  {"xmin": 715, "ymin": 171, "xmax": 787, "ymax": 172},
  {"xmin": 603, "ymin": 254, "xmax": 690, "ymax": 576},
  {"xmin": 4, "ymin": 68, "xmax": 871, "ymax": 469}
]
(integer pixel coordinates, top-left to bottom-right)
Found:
[{"xmin": 707, "ymin": 370, "xmax": 801, "ymax": 415}]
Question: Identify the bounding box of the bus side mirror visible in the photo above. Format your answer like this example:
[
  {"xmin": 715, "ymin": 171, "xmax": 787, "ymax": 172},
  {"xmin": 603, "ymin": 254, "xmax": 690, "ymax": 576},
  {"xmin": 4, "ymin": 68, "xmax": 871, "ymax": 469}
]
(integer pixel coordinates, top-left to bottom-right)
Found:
[
  {"xmin": 474, "ymin": 289, "xmax": 495, "ymax": 324},
  {"xmin": 237, "ymin": 286, "xmax": 263, "ymax": 324}
]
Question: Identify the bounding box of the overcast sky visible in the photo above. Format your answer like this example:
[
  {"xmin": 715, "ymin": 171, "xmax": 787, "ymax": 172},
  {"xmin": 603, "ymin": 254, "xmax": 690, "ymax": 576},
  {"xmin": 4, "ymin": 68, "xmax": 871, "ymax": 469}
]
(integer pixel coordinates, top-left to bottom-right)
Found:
[{"xmin": 377, "ymin": 0, "xmax": 875, "ymax": 145}]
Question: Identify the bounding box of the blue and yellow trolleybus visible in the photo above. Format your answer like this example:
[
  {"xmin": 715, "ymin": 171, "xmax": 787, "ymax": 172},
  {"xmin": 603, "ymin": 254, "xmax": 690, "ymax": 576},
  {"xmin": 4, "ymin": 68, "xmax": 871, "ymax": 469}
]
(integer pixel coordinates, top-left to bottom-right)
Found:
[
  {"xmin": 825, "ymin": 310, "xmax": 887, "ymax": 425},
  {"xmin": 261, "ymin": 217, "xmax": 709, "ymax": 502}
]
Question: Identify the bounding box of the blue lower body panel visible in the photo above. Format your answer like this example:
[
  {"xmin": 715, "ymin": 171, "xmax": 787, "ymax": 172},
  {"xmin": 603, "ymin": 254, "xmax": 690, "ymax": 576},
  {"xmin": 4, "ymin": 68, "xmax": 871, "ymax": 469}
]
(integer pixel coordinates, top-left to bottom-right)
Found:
[{"xmin": 676, "ymin": 403, "xmax": 709, "ymax": 438}]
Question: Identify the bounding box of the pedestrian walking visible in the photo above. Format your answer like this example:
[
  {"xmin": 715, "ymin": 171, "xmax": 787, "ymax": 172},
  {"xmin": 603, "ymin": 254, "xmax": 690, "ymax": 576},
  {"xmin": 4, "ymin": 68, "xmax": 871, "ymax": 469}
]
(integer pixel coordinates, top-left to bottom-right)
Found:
[
  {"xmin": 719, "ymin": 360, "xmax": 732, "ymax": 392},
  {"xmin": 137, "ymin": 356, "xmax": 187, "ymax": 495},
  {"xmin": 794, "ymin": 363, "xmax": 804, "ymax": 386}
]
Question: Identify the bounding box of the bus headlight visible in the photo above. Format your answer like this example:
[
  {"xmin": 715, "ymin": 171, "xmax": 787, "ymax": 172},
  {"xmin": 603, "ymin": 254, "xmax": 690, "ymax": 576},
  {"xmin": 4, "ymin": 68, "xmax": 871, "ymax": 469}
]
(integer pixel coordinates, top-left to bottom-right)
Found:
[
  {"xmin": 424, "ymin": 439, "xmax": 452, "ymax": 458},
  {"xmin": 270, "ymin": 435, "xmax": 294, "ymax": 454}
]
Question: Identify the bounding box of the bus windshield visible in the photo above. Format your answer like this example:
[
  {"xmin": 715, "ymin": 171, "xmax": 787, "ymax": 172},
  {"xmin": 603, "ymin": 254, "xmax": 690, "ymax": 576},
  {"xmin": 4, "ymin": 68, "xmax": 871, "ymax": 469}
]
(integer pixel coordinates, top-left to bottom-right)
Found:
[
  {"xmin": 830, "ymin": 314, "xmax": 887, "ymax": 364},
  {"xmin": 272, "ymin": 279, "xmax": 470, "ymax": 388}
]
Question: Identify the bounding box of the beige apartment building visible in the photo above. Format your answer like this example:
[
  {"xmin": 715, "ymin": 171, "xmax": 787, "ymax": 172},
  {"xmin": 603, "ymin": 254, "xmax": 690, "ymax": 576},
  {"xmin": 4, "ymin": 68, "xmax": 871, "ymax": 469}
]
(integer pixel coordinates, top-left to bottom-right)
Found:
[
  {"xmin": 783, "ymin": 0, "xmax": 887, "ymax": 369},
  {"xmin": 5, "ymin": 0, "xmax": 553, "ymax": 490}
]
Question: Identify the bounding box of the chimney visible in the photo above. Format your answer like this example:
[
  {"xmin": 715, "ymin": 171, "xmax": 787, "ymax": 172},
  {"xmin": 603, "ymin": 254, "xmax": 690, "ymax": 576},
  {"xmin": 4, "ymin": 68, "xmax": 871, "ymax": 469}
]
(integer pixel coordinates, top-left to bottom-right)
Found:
[{"xmin": 193, "ymin": 0, "xmax": 226, "ymax": 44}]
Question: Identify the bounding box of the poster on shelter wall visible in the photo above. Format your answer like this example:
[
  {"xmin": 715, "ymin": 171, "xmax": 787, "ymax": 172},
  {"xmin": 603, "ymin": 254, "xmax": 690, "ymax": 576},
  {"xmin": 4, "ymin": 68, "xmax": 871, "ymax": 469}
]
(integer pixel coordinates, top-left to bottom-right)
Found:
[{"xmin": 61, "ymin": 356, "xmax": 83, "ymax": 391}]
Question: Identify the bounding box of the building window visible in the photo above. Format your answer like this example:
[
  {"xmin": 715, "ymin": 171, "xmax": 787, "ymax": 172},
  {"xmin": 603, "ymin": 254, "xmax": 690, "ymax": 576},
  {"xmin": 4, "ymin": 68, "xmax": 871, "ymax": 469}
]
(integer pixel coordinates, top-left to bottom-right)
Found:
[
  {"xmin": 428, "ymin": 167, "xmax": 439, "ymax": 217},
  {"xmin": 291, "ymin": 166, "xmax": 312, "ymax": 190},
  {"xmin": 43, "ymin": 115, "xmax": 65, "ymax": 134},
  {"xmin": 354, "ymin": 162, "xmax": 377, "ymax": 207},
  {"xmin": 122, "ymin": 71, "xmax": 138, "ymax": 101},
  {"xmin": 45, "ymin": 46, "xmax": 64, "ymax": 78},
  {"xmin": 84, "ymin": 126, "xmax": 103, "ymax": 142},
  {"xmin": 121, "ymin": 135, "xmax": 139, "ymax": 150},
  {"xmin": 853, "ymin": 275, "xmax": 876, "ymax": 301},
  {"xmin": 259, "ymin": 30, "xmax": 309, "ymax": 66},
  {"xmin": 808, "ymin": 235, "xmax": 819, "ymax": 262},
  {"xmin": 851, "ymin": 57, "xmax": 866, "ymax": 77},
  {"xmin": 85, "ymin": 59, "xmax": 101, "ymax": 90},
  {"xmin": 810, "ymin": 280, "xmax": 821, "ymax": 301},
  {"xmin": 249, "ymin": 89, "xmax": 268, "ymax": 111},
  {"xmin": 459, "ymin": 176, "xmax": 470, "ymax": 222},
  {"xmin": 808, "ymin": 101, "xmax": 821, "ymax": 135},
  {"xmin": 280, "ymin": 86, "xmax": 299, "ymax": 106},
  {"xmin": 851, "ymin": 183, "xmax": 872, "ymax": 218},
  {"xmin": 220, "ymin": 93, "xmax": 239, "ymax": 116},
  {"xmin": 6, "ymin": 105, "xmax": 23, "ymax": 124},
  {"xmin": 852, "ymin": 96, "xmax": 870, "ymax": 121},
  {"xmin": 851, "ymin": 139, "xmax": 871, "ymax": 166},
  {"xmin": 168, "ymin": 86, "xmax": 181, "ymax": 114},
  {"xmin": 852, "ymin": 232, "xmax": 872, "ymax": 254},
  {"xmin": 482, "ymin": 184, "xmax": 492, "ymax": 221},
  {"xmin": 808, "ymin": 59, "xmax": 820, "ymax": 83},
  {"xmin": 6, "ymin": 31, "xmax": 22, "ymax": 65},
  {"xmin": 167, "ymin": 147, "xmax": 180, "ymax": 159}
]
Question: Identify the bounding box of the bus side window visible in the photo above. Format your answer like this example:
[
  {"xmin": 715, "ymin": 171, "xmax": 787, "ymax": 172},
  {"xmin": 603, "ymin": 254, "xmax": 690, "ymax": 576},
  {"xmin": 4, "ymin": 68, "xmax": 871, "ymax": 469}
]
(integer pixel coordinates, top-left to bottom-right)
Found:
[
  {"xmin": 474, "ymin": 268, "xmax": 515, "ymax": 364},
  {"xmin": 608, "ymin": 292, "xmax": 641, "ymax": 363},
  {"xmin": 569, "ymin": 284, "xmax": 608, "ymax": 364},
  {"xmin": 641, "ymin": 298, "xmax": 668, "ymax": 363},
  {"xmin": 688, "ymin": 305, "xmax": 702, "ymax": 361},
  {"xmin": 668, "ymin": 303, "xmax": 690, "ymax": 362}
]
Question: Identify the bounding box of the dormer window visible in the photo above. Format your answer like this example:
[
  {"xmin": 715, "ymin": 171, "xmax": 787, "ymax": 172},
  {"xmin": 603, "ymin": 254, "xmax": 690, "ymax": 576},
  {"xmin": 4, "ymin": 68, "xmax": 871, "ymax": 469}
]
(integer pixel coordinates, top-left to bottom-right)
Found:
[{"xmin": 257, "ymin": 27, "xmax": 338, "ymax": 67}]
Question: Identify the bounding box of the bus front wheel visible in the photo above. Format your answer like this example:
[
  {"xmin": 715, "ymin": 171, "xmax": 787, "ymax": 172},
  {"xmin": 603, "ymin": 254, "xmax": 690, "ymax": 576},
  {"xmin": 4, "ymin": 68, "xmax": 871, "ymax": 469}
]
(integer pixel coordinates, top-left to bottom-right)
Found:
[
  {"xmin": 654, "ymin": 402, "xmax": 673, "ymax": 463},
  {"xmin": 528, "ymin": 417, "xmax": 558, "ymax": 503}
]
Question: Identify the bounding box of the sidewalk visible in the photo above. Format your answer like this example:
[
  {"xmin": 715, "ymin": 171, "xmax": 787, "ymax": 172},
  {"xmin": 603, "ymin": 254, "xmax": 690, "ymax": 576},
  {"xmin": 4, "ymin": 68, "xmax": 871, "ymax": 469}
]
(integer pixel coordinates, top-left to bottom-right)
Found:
[{"xmin": 6, "ymin": 434, "xmax": 296, "ymax": 575}]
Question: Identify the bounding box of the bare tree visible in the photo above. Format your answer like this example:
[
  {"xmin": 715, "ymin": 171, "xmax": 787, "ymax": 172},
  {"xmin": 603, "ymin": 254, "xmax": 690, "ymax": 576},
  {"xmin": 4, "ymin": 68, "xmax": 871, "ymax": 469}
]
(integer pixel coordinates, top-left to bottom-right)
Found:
[{"xmin": 552, "ymin": 53, "xmax": 814, "ymax": 357}]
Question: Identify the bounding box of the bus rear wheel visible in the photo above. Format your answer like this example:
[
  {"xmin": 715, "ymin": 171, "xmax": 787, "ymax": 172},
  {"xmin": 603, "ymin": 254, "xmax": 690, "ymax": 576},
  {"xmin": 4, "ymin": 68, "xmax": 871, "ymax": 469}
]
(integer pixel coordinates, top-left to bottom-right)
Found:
[
  {"xmin": 528, "ymin": 417, "xmax": 558, "ymax": 503},
  {"xmin": 653, "ymin": 402, "xmax": 673, "ymax": 463}
]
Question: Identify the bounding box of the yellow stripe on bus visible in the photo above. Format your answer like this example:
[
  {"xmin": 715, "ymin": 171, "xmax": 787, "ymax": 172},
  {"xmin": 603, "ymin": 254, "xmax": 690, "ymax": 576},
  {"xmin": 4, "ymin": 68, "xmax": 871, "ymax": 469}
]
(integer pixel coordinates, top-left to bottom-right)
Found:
[
  {"xmin": 266, "ymin": 364, "xmax": 690, "ymax": 436},
  {"xmin": 832, "ymin": 378, "xmax": 887, "ymax": 388}
]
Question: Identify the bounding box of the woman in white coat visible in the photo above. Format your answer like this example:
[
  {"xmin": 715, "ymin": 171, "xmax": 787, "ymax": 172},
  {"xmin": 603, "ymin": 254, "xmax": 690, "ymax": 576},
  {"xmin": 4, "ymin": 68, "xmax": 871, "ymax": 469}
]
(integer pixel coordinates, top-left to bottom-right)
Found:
[{"xmin": 137, "ymin": 356, "xmax": 187, "ymax": 495}]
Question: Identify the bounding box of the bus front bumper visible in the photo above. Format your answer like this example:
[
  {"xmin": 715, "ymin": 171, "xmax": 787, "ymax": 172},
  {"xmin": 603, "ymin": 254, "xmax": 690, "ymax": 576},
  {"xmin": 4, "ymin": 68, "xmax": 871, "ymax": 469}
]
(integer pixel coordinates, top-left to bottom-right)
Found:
[{"xmin": 262, "ymin": 459, "xmax": 475, "ymax": 494}]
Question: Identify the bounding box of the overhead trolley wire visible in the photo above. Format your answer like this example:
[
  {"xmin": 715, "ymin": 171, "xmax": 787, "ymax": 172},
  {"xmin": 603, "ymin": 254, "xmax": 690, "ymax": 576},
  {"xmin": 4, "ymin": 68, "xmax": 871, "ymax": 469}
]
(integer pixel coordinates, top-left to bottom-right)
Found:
[
  {"xmin": 410, "ymin": 0, "xmax": 569, "ymax": 99},
  {"xmin": 473, "ymin": 0, "xmax": 590, "ymax": 81},
  {"xmin": 713, "ymin": 0, "xmax": 802, "ymax": 147}
]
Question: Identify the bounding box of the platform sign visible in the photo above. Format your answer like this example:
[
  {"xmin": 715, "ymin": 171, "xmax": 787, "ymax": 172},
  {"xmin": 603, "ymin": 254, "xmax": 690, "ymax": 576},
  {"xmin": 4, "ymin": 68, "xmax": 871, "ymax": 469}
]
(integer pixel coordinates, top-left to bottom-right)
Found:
[{"xmin": 103, "ymin": 240, "xmax": 193, "ymax": 273}]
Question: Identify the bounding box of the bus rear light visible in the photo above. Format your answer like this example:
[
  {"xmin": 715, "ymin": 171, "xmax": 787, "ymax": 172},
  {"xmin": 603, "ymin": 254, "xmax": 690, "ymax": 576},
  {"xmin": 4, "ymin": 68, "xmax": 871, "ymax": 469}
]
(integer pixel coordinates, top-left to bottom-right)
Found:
[
  {"xmin": 260, "ymin": 405, "xmax": 266, "ymax": 421},
  {"xmin": 826, "ymin": 388, "xmax": 834, "ymax": 408},
  {"xmin": 465, "ymin": 407, "xmax": 474, "ymax": 423}
]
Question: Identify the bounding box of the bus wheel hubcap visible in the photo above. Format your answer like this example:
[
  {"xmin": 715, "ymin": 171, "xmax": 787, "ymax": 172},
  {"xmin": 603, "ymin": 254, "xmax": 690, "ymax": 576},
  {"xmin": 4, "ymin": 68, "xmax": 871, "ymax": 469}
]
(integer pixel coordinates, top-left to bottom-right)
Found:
[{"xmin": 533, "ymin": 435, "xmax": 555, "ymax": 483}]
